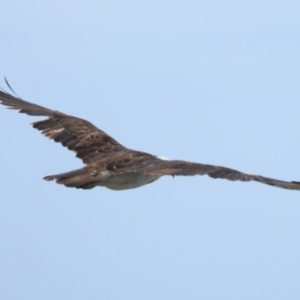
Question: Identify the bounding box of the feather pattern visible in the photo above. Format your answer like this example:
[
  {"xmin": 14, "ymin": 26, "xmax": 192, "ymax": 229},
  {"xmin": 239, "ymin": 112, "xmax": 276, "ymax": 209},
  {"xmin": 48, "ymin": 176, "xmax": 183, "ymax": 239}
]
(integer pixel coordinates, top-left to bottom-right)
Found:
[{"xmin": 0, "ymin": 88, "xmax": 126, "ymax": 164}]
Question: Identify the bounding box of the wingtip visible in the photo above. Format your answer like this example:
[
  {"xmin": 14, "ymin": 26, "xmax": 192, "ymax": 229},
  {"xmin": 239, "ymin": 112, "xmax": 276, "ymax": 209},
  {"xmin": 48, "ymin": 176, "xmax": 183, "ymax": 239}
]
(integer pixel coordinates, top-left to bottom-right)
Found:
[{"xmin": 43, "ymin": 175, "xmax": 55, "ymax": 181}]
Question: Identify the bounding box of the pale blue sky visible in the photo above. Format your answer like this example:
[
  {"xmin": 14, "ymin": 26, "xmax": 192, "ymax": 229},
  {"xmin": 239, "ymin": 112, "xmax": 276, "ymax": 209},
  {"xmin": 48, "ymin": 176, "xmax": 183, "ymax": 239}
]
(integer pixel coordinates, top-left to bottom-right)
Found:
[{"xmin": 1, "ymin": 1, "xmax": 300, "ymax": 299}]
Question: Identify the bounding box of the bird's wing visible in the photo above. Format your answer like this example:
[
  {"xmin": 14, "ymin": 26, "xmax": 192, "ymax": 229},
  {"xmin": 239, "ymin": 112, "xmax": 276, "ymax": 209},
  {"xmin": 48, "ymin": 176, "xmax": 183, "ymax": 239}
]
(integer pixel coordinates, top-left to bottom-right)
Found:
[
  {"xmin": 0, "ymin": 87, "xmax": 126, "ymax": 164},
  {"xmin": 112, "ymin": 158, "xmax": 300, "ymax": 191}
]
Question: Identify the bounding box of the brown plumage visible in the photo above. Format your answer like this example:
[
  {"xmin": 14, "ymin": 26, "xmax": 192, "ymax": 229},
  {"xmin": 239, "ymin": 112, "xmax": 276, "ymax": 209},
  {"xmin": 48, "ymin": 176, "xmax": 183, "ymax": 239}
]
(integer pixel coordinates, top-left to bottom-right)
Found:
[{"xmin": 1, "ymin": 82, "xmax": 299, "ymax": 191}]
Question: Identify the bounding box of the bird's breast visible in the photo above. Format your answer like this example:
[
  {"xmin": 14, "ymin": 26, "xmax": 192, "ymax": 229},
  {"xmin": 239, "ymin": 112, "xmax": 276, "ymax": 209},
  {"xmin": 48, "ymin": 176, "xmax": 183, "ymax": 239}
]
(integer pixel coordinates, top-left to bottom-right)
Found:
[{"xmin": 97, "ymin": 172, "xmax": 161, "ymax": 190}]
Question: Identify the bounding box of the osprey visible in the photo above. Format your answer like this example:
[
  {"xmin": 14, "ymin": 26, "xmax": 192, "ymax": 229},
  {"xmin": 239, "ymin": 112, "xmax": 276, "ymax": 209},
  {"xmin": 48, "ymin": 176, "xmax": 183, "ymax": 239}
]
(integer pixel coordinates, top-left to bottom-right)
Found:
[{"xmin": 0, "ymin": 82, "xmax": 299, "ymax": 191}]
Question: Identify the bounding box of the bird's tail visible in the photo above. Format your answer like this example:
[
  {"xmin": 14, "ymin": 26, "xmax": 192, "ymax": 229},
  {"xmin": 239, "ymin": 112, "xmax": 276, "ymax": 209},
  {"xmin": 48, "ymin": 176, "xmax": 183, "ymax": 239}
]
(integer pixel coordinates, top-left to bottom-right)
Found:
[{"xmin": 44, "ymin": 167, "xmax": 98, "ymax": 189}]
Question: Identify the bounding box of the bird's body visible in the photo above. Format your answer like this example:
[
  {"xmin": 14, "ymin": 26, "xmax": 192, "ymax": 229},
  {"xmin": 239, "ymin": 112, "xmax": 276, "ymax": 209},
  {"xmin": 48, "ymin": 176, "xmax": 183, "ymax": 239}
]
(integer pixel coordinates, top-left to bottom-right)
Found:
[
  {"xmin": 1, "ymin": 81, "xmax": 299, "ymax": 191},
  {"xmin": 98, "ymin": 172, "xmax": 160, "ymax": 190},
  {"xmin": 43, "ymin": 153, "xmax": 162, "ymax": 190}
]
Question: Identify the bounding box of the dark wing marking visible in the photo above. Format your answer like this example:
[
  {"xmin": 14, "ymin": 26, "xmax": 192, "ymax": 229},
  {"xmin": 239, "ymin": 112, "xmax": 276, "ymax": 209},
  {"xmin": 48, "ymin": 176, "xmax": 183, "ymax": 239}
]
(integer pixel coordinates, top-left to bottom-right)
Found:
[
  {"xmin": 0, "ymin": 88, "xmax": 126, "ymax": 164},
  {"xmin": 114, "ymin": 158, "xmax": 300, "ymax": 191}
]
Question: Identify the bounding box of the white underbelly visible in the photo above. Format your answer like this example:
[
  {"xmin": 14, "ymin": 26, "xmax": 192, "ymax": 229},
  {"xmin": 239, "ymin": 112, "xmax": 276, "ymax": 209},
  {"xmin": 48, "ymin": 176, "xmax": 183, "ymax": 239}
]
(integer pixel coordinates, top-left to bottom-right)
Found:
[{"xmin": 98, "ymin": 172, "xmax": 161, "ymax": 190}]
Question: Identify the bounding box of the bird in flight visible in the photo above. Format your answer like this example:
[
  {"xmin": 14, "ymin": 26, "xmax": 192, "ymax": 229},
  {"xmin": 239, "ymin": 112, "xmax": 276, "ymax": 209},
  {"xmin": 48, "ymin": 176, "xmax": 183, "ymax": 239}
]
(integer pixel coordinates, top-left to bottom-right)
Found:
[{"xmin": 0, "ymin": 81, "xmax": 299, "ymax": 191}]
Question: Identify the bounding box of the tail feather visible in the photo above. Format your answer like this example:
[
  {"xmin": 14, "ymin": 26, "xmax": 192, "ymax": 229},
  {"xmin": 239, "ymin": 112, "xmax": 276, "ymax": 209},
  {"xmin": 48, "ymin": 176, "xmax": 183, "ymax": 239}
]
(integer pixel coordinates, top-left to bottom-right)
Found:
[{"xmin": 43, "ymin": 167, "xmax": 98, "ymax": 189}]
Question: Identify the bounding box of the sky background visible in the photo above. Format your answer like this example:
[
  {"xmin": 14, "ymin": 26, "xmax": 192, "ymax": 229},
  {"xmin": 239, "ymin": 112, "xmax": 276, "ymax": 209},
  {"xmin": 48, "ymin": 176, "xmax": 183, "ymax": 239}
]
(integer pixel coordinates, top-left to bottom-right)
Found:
[{"xmin": 1, "ymin": 1, "xmax": 300, "ymax": 299}]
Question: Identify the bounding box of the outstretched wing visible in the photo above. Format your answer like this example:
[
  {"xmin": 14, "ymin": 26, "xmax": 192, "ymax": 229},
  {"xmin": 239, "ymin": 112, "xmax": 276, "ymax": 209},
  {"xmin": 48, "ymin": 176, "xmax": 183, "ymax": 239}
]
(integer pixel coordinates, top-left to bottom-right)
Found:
[
  {"xmin": 111, "ymin": 158, "xmax": 300, "ymax": 190},
  {"xmin": 0, "ymin": 87, "xmax": 126, "ymax": 164}
]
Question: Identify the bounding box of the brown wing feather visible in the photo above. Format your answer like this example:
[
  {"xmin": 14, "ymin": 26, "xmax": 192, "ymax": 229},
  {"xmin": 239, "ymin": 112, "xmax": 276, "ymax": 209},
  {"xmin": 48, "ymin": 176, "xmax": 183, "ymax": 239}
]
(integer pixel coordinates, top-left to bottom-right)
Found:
[
  {"xmin": 113, "ymin": 158, "xmax": 300, "ymax": 191},
  {"xmin": 0, "ymin": 88, "xmax": 126, "ymax": 164}
]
